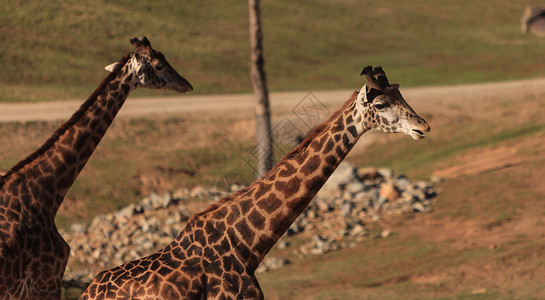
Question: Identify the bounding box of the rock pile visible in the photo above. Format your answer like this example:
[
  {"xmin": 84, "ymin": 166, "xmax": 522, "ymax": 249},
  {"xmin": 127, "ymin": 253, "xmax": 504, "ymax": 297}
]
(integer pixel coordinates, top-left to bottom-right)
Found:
[
  {"xmin": 62, "ymin": 162, "xmax": 436, "ymax": 282},
  {"xmin": 62, "ymin": 188, "xmax": 228, "ymax": 282},
  {"xmin": 264, "ymin": 162, "xmax": 436, "ymax": 270}
]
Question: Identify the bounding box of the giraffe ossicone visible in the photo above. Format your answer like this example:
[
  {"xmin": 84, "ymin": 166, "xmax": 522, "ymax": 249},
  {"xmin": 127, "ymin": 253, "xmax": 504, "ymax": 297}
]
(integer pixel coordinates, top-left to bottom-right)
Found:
[
  {"xmin": 80, "ymin": 66, "xmax": 429, "ymax": 300},
  {"xmin": 0, "ymin": 36, "xmax": 192, "ymax": 299}
]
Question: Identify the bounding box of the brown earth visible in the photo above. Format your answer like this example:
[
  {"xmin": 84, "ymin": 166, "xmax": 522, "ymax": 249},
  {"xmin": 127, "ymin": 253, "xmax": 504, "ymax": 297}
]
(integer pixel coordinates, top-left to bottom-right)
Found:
[{"xmin": 1, "ymin": 77, "xmax": 545, "ymax": 122}]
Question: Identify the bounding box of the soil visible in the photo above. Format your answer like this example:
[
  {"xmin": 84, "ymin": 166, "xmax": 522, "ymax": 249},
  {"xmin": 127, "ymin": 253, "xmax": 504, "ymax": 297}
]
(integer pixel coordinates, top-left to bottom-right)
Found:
[{"xmin": 2, "ymin": 78, "xmax": 545, "ymax": 122}]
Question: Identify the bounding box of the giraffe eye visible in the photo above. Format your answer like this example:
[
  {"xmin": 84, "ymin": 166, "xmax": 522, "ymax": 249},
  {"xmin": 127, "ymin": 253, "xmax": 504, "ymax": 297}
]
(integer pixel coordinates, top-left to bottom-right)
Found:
[
  {"xmin": 374, "ymin": 103, "xmax": 386, "ymax": 110},
  {"xmin": 154, "ymin": 60, "xmax": 164, "ymax": 70}
]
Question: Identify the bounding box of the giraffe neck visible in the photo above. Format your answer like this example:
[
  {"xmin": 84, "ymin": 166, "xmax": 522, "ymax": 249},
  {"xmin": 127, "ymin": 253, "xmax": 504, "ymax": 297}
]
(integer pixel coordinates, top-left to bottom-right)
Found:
[
  {"xmin": 0, "ymin": 54, "xmax": 139, "ymax": 218},
  {"xmin": 196, "ymin": 91, "xmax": 370, "ymax": 270}
]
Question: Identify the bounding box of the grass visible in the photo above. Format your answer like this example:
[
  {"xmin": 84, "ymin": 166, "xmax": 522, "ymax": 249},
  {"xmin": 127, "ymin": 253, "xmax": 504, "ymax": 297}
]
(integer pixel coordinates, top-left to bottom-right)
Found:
[
  {"xmin": 3, "ymin": 0, "xmax": 545, "ymax": 102},
  {"xmin": 2, "ymin": 78, "xmax": 544, "ymax": 299},
  {"xmin": 351, "ymin": 114, "xmax": 545, "ymax": 179},
  {"xmin": 4, "ymin": 1, "xmax": 545, "ymax": 298},
  {"xmin": 255, "ymin": 161, "xmax": 545, "ymax": 299},
  {"xmin": 258, "ymin": 236, "xmax": 493, "ymax": 299},
  {"xmin": 253, "ymin": 90, "xmax": 545, "ymax": 299}
]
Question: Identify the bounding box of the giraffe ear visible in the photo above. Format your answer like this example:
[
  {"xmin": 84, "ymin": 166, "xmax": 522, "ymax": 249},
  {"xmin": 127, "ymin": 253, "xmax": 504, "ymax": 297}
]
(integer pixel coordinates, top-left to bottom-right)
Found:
[
  {"xmin": 104, "ymin": 62, "xmax": 120, "ymax": 72},
  {"xmin": 357, "ymin": 84, "xmax": 368, "ymax": 103},
  {"xmin": 358, "ymin": 84, "xmax": 382, "ymax": 103}
]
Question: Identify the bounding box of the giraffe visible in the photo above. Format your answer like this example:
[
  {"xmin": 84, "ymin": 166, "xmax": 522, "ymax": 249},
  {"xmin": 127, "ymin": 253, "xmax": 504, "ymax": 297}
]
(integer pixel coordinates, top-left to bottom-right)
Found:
[
  {"xmin": 0, "ymin": 36, "xmax": 192, "ymax": 300},
  {"xmin": 80, "ymin": 66, "xmax": 430, "ymax": 300},
  {"xmin": 521, "ymin": 6, "xmax": 545, "ymax": 36}
]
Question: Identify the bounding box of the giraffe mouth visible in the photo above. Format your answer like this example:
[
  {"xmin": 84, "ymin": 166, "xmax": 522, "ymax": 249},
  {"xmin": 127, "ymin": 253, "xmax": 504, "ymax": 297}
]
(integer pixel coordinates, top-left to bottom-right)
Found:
[{"xmin": 410, "ymin": 129, "xmax": 426, "ymax": 140}]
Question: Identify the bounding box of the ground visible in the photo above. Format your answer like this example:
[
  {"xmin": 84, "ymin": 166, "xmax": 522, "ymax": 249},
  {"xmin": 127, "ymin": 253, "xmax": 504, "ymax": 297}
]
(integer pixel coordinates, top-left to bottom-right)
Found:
[{"xmin": 1, "ymin": 78, "xmax": 545, "ymax": 299}]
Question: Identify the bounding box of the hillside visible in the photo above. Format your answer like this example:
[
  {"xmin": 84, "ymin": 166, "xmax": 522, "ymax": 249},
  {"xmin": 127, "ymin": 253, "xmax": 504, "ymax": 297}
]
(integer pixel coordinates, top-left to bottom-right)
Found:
[{"xmin": 3, "ymin": 0, "xmax": 545, "ymax": 102}]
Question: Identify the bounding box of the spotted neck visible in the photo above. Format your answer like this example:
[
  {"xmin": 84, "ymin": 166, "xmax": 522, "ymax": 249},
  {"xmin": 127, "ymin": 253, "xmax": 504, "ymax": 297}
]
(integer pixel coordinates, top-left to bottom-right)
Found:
[
  {"xmin": 198, "ymin": 91, "xmax": 369, "ymax": 270},
  {"xmin": 0, "ymin": 55, "xmax": 139, "ymax": 218}
]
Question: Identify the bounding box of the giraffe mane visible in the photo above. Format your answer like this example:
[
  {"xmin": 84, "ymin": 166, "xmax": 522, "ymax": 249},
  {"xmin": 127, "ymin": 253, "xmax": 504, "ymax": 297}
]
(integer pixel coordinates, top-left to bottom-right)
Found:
[
  {"xmin": 191, "ymin": 91, "xmax": 359, "ymax": 219},
  {"xmin": 274, "ymin": 91, "xmax": 358, "ymax": 165},
  {"xmin": 0, "ymin": 54, "xmax": 132, "ymax": 185}
]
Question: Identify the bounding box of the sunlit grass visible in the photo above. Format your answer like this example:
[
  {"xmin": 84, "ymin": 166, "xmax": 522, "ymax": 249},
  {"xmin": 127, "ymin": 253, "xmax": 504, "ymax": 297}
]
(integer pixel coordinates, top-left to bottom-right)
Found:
[{"xmin": 4, "ymin": 0, "xmax": 545, "ymax": 102}]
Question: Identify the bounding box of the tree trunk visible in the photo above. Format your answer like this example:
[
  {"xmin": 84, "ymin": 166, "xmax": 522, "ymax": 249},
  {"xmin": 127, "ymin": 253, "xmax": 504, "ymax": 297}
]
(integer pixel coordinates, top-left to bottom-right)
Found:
[{"xmin": 248, "ymin": 0, "xmax": 273, "ymax": 178}]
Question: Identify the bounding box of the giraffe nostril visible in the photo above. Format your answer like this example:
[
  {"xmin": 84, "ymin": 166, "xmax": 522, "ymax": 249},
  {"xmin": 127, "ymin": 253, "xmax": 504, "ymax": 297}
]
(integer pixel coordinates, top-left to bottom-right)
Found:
[{"xmin": 424, "ymin": 123, "xmax": 431, "ymax": 132}]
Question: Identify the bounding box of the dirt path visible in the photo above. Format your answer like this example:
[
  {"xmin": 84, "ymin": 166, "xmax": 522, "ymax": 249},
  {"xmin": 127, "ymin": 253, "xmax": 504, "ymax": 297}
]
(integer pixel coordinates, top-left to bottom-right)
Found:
[{"xmin": 1, "ymin": 77, "xmax": 545, "ymax": 122}]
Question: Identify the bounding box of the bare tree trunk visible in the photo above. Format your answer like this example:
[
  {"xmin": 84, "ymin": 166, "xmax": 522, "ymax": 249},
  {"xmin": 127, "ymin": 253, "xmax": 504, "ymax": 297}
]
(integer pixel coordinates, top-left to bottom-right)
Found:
[{"xmin": 248, "ymin": 0, "xmax": 273, "ymax": 178}]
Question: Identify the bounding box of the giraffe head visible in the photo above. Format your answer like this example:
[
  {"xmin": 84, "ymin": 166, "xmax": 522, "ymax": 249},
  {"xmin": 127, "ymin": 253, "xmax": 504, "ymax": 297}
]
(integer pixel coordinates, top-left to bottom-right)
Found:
[
  {"xmin": 357, "ymin": 66, "xmax": 430, "ymax": 140},
  {"xmin": 105, "ymin": 36, "xmax": 193, "ymax": 93}
]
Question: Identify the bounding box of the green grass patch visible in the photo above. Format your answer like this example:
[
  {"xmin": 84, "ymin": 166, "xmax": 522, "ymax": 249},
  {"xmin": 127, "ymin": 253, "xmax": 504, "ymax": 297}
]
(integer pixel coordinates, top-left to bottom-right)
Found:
[
  {"xmin": 351, "ymin": 118, "xmax": 545, "ymax": 179},
  {"xmin": 259, "ymin": 235, "xmax": 491, "ymax": 299},
  {"xmin": 4, "ymin": 0, "xmax": 545, "ymax": 102},
  {"xmin": 434, "ymin": 292, "xmax": 507, "ymax": 300}
]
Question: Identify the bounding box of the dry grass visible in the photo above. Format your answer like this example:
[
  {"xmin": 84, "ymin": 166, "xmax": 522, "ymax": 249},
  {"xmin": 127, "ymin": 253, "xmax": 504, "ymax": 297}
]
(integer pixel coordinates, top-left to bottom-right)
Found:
[{"xmin": 1, "ymin": 83, "xmax": 537, "ymax": 299}]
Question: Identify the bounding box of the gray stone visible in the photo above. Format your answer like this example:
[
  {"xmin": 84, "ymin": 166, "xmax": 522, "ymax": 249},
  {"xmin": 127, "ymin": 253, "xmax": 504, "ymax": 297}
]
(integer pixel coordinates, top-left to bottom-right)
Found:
[
  {"xmin": 323, "ymin": 161, "xmax": 356, "ymax": 187},
  {"xmin": 380, "ymin": 230, "xmax": 392, "ymax": 238},
  {"xmin": 277, "ymin": 241, "xmax": 290, "ymax": 250},
  {"xmin": 412, "ymin": 202, "xmax": 431, "ymax": 213},
  {"xmin": 62, "ymin": 165, "xmax": 438, "ymax": 283},
  {"xmin": 379, "ymin": 182, "xmax": 400, "ymax": 202},
  {"xmin": 256, "ymin": 257, "xmax": 290, "ymax": 273},
  {"xmin": 190, "ymin": 186, "xmax": 208, "ymax": 198},
  {"xmin": 316, "ymin": 200, "xmax": 331, "ymax": 212},
  {"xmin": 349, "ymin": 224, "xmax": 368, "ymax": 237},
  {"xmin": 70, "ymin": 223, "xmax": 87, "ymax": 234},
  {"xmin": 116, "ymin": 204, "xmax": 136, "ymax": 219},
  {"xmin": 377, "ymin": 168, "xmax": 393, "ymax": 179},
  {"xmin": 357, "ymin": 167, "xmax": 380, "ymax": 181},
  {"xmin": 346, "ymin": 182, "xmax": 364, "ymax": 194},
  {"xmin": 172, "ymin": 188, "xmax": 189, "ymax": 200}
]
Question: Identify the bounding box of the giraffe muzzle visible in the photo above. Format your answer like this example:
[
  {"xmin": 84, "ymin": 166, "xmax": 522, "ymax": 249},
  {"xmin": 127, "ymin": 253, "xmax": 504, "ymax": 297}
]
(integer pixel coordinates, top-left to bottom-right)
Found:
[
  {"xmin": 409, "ymin": 121, "xmax": 430, "ymax": 140},
  {"xmin": 411, "ymin": 129, "xmax": 426, "ymax": 140}
]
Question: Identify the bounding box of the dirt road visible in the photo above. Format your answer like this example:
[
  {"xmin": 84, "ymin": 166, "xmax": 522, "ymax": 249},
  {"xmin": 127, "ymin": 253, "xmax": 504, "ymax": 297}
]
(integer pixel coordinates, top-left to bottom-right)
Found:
[{"xmin": 1, "ymin": 77, "xmax": 545, "ymax": 122}]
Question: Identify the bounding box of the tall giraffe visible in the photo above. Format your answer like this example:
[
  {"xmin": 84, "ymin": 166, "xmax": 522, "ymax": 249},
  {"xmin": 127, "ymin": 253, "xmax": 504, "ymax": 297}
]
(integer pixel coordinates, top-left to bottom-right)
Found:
[
  {"xmin": 80, "ymin": 66, "xmax": 430, "ymax": 299},
  {"xmin": 0, "ymin": 36, "xmax": 192, "ymax": 300}
]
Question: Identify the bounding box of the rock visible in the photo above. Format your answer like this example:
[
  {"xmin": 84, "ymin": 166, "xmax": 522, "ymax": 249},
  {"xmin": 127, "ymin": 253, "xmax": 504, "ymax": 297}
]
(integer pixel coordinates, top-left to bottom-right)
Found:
[
  {"xmin": 430, "ymin": 175, "xmax": 443, "ymax": 183},
  {"xmin": 316, "ymin": 200, "xmax": 331, "ymax": 212},
  {"xmin": 412, "ymin": 202, "xmax": 431, "ymax": 213},
  {"xmin": 310, "ymin": 247, "xmax": 327, "ymax": 255},
  {"xmin": 230, "ymin": 184, "xmax": 244, "ymax": 192},
  {"xmin": 346, "ymin": 182, "xmax": 364, "ymax": 194},
  {"xmin": 91, "ymin": 248, "xmax": 101, "ymax": 260},
  {"xmin": 315, "ymin": 185, "xmax": 340, "ymax": 200},
  {"xmin": 424, "ymin": 188, "xmax": 437, "ymax": 199},
  {"xmin": 358, "ymin": 167, "xmax": 380, "ymax": 181},
  {"xmin": 70, "ymin": 223, "xmax": 87, "ymax": 235},
  {"xmin": 277, "ymin": 241, "xmax": 290, "ymax": 250},
  {"xmin": 380, "ymin": 230, "xmax": 392, "ymax": 238},
  {"xmin": 377, "ymin": 168, "xmax": 393, "ymax": 179},
  {"xmin": 379, "ymin": 182, "xmax": 400, "ymax": 202},
  {"xmin": 159, "ymin": 193, "xmax": 175, "ymax": 208},
  {"xmin": 177, "ymin": 208, "xmax": 193, "ymax": 221},
  {"xmin": 189, "ymin": 186, "xmax": 208, "ymax": 198},
  {"xmin": 370, "ymin": 213, "xmax": 381, "ymax": 222},
  {"xmin": 340, "ymin": 202, "xmax": 354, "ymax": 218},
  {"xmin": 256, "ymin": 257, "xmax": 290, "ymax": 273},
  {"xmin": 116, "ymin": 204, "xmax": 137, "ymax": 219},
  {"xmin": 349, "ymin": 224, "xmax": 368, "ymax": 237},
  {"xmin": 323, "ymin": 161, "xmax": 356, "ymax": 187},
  {"xmin": 63, "ymin": 165, "xmax": 438, "ymax": 282},
  {"xmin": 172, "ymin": 188, "xmax": 189, "ymax": 199}
]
